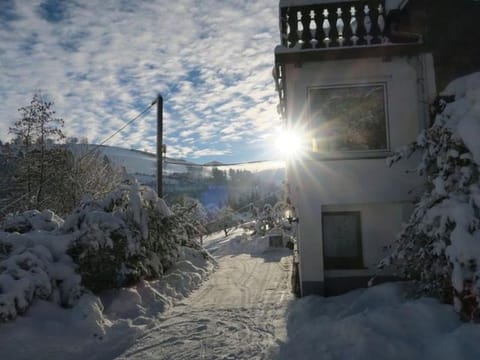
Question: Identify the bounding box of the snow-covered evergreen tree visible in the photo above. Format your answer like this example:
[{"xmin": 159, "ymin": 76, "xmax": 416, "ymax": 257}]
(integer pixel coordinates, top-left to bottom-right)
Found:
[
  {"xmin": 383, "ymin": 73, "xmax": 480, "ymax": 320},
  {"xmin": 170, "ymin": 196, "xmax": 208, "ymax": 243},
  {"xmin": 64, "ymin": 177, "xmax": 182, "ymax": 293}
]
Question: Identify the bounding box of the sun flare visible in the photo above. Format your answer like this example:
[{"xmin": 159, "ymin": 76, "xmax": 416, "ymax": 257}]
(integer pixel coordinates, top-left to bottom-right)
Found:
[{"xmin": 275, "ymin": 127, "xmax": 305, "ymax": 159}]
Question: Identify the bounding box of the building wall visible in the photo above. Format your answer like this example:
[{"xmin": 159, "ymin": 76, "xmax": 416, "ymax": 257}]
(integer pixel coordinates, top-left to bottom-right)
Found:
[
  {"xmin": 288, "ymin": 159, "xmax": 416, "ymax": 295},
  {"xmin": 285, "ymin": 55, "xmax": 435, "ymax": 145},
  {"xmin": 285, "ymin": 54, "xmax": 436, "ymax": 296}
]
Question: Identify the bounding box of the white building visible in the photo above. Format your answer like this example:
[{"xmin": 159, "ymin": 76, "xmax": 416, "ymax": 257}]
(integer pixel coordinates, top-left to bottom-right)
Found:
[{"xmin": 274, "ymin": 0, "xmax": 437, "ymax": 296}]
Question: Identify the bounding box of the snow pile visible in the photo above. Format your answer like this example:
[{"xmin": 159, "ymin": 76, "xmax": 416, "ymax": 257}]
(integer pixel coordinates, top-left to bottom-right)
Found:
[
  {"xmin": 0, "ymin": 180, "xmax": 215, "ymax": 358},
  {"xmin": 153, "ymin": 245, "xmax": 214, "ymax": 299},
  {"xmin": 102, "ymin": 244, "xmax": 215, "ymax": 320},
  {"xmin": 0, "ymin": 246, "xmax": 214, "ymax": 360},
  {"xmin": 0, "ymin": 227, "xmax": 81, "ymax": 322},
  {"xmin": 385, "ymin": 72, "xmax": 480, "ymax": 319},
  {"xmin": 276, "ymin": 283, "xmax": 480, "ymax": 360},
  {"xmin": 0, "ymin": 294, "xmax": 112, "ymax": 360},
  {"xmin": 1, "ymin": 209, "xmax": 64, "ymax": 233}
]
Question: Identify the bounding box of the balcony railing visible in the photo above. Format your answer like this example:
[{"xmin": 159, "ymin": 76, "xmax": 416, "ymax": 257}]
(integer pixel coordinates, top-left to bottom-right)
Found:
[{"xmin": 280, "ymin": 1, "xmax": 391, "ymax": 49}]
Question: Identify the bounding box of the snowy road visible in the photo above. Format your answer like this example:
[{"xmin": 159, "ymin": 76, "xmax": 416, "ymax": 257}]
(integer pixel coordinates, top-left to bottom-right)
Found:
[{"xmin": 116, "ymin": 230, "xmax": 293, "ymax": 360}]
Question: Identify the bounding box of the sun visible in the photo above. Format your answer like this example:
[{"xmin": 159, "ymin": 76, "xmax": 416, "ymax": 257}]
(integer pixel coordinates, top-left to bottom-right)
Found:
[{"xmin": 275, "ymin": 127, "xmax": 306, "ymax": 159}]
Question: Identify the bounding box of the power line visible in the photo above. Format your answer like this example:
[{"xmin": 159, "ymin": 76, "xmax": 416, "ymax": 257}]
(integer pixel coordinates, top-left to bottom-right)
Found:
[
  {"xmin": 93, "ymin": 100, "xmax": 156, "ymax": 151},
  {"xmin": 163, "ymin": 158, "xmax": 284, "ymax": 168},
  {"xmin": 73, "ymin": 101, "xmax": 155, "ymax": 165}
]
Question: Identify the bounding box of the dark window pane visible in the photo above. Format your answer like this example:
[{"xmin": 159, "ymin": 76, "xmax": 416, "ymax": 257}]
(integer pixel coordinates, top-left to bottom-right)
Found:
[
  {"xmin": 322, "ymin": 212, "xmax": 363, "ymax": 269},
  {"xmin": 309, "ymin": 84, "xmax": 388, "ymax": 152}
]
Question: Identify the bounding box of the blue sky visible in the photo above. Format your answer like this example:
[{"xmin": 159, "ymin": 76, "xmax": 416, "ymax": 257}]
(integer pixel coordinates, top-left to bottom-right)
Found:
[{"xmin": 0, "ymin": 0, "xmax": 282, "ymax": 163}]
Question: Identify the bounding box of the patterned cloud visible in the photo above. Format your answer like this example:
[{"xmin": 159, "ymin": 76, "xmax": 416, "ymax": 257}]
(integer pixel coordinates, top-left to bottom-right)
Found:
[{"xmin": 0, "ymin": 0, "xmax": 282, "ymax": 163}]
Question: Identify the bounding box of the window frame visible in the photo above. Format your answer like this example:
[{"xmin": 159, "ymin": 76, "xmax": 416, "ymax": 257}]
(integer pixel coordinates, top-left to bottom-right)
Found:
[
  {"xmin": 322, "ymin": 211, "xmax": 364, "ymax": 270},
  {"xmin": 307, "ymin": 82, "xmax": 391, "ymax": 160}
]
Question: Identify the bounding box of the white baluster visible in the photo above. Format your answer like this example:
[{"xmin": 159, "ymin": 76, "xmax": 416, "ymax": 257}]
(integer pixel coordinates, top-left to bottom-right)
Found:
[
  {"xmin": 322, "ymin": 8, "xmax": 331, "ymax": 47},
  {"xmin": 350, "ymin": 6, "xmax": 359, "ymax": 45},
  {"xmin": 363, "ymin": 5, "xmax": 372, "ymax": 45},
  {"xmin": 377, "ymin": 4, "xmax": 386, "ymax": 43},
  {"xmin": 297, "ymin": 11, "xmax": 303, "ymax": 46},
  {"xmin": 309, "ymin": 10, "xmax": 318, "ymax": 47},
  {"xmin": 336, "ymin": 8, "xmax": 345, "ymax": 46}
]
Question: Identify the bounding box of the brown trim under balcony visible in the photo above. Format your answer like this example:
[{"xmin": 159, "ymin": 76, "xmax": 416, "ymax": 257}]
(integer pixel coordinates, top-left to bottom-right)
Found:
[{"xmin": 274, "ymin": 42, "xmax": 426, "ymax": 65}]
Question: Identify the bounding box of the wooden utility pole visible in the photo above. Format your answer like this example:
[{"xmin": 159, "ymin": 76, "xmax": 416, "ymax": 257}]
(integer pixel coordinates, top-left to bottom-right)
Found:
[{"xmin": 156, "ymin": 94, "xmax": 163, "ymax": 197}]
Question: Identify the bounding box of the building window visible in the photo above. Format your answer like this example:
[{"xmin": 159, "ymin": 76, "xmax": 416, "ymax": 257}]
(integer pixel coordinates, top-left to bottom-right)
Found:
[
  {"xmin": 322, "ymin": 211, "xmax": 363, "ymax": 269},
  {"xmin": 308, "ymin": 83, "xmax": 389, "ymax": 157}
]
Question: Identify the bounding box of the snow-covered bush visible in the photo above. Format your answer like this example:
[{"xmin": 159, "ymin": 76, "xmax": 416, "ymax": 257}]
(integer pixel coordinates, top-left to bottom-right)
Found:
[
  {"xmin": 383, "ymin": 73, "xmax": 480, "ymax": 320},
  {"xmin": 64, "ymin": 178, "xmax": 184, "ymax": 293},
  {"xmin": 256, "ymin": 204, "xmax": 274, "ymax": 235},
  {"xmin": 0, "ymin": 227, "xmax": 82, "ymax": 322},
  {"xmin": 0, "ymin": 178, "xmax": 214, "ymax": 322},
  {"xmin": 252, "ymin": 201, "xmax": 291, "ymax": 235},
  {"xmin": 1, "ymin": 209, "xmax": 64, "ymax": 233}
]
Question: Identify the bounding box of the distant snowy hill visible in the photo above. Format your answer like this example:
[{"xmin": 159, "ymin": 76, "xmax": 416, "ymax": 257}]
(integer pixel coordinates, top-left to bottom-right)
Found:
[
  {"xmin": 96, "ymin": 145, "xmax": 157, "ymax": 175},
  {"xmin": 69, "ymin": 145, "xmax": 286, "ymax": 206},
  {"xmin": 94, "ymin": 145, "xmax": 200, "ymax": 176},
  {"xmin": 70, "ymin": 144, "xmax": 200, "ymax": 176},
  {"xmin": 84, "ymin": 144, "xmax": 285, "ymax": 184}
]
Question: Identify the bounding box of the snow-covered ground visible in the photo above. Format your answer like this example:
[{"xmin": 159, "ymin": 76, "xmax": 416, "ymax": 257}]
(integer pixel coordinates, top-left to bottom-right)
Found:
[
  {"xmin": 0, "ymin": 244, "xmax": 215, "ymax": 360},
  {"xmin": 115, "ymin": 228, "xmax": 293, "ymax": 359},
  {"xmin": 115, "ymin": 228, "xmax": 480, "ymax": 360},
  {"xmin": 2, "ymin": 226, "xmax": 480, "ymax": 359},
  {"xmin": 277, "ymin": 283, "xmax": 480, "ymax": 360}
]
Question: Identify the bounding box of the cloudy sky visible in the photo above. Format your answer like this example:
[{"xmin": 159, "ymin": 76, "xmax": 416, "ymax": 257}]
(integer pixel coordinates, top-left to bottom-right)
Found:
[{"xmin": 0, "ymin": 0, "xmax": 282, "ymax": 163}]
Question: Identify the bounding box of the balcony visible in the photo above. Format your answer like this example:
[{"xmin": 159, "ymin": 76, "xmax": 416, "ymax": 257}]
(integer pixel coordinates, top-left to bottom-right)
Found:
[{"xmin": 275, "ymin": 0, "xmax": 423, "ymax": 63}]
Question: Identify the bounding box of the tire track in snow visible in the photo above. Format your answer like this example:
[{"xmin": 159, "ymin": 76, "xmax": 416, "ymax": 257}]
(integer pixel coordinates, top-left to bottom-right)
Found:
[
  {"xmin": 116, "ymin": 245, "xmax": 293, "ymax": 360},
  {"xmin": 119, "ymin": 308, "xmax": 277, "ymax": 360}
]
